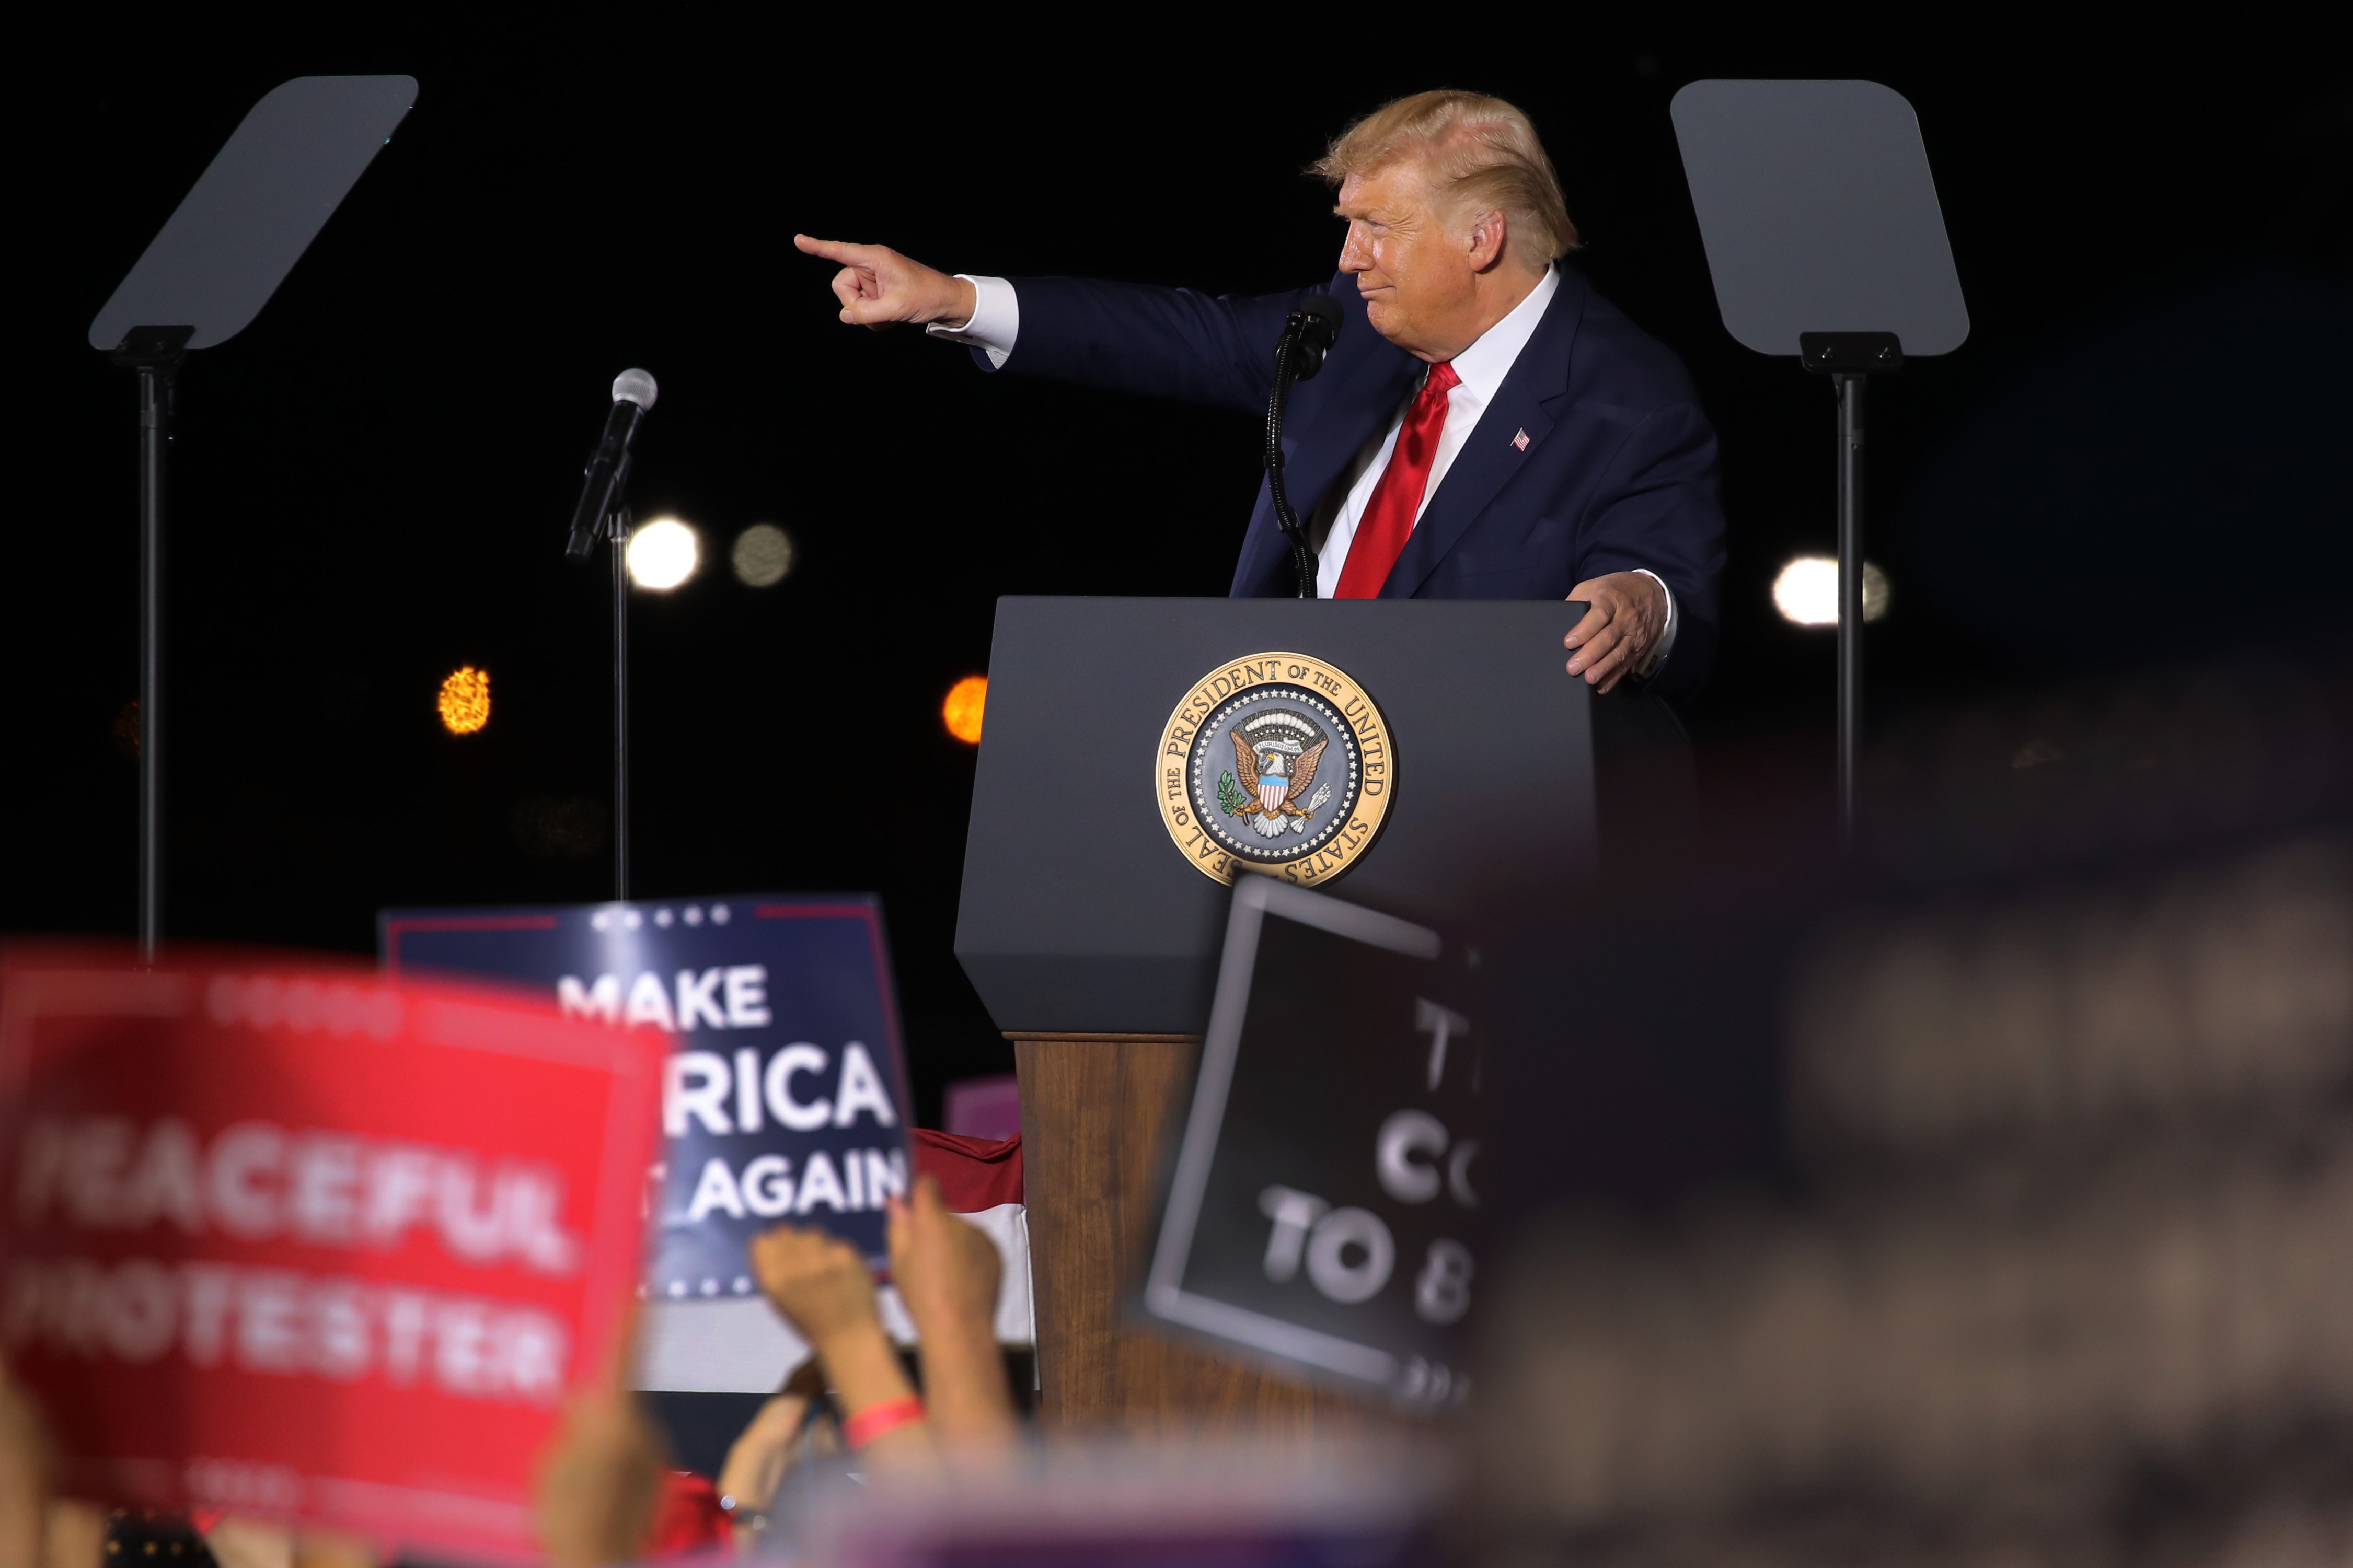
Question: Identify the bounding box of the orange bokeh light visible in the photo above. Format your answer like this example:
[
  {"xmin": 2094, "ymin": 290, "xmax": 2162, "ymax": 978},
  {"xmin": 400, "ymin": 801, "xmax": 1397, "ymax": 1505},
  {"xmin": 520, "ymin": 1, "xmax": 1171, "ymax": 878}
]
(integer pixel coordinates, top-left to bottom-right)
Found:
[
  {"xmin": 439, "ymin": 666, "xmax": 491, "ymax": 735},
  {"xmin": 942, "ymin": 675, "xmax": 987, "ymax": 745}
]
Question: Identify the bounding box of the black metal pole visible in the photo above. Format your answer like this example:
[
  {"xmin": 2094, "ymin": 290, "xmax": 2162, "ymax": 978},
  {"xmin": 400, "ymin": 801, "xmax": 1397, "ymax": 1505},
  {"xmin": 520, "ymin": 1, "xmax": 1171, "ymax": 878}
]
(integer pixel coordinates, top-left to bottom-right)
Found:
[
  {"xmin": 610, "ymin": 509, "xmax": 631, "ymax": 902},
  {"xmin": 137, "ymin": 363, "xmax": 170, "ymax": 959},
  {"xmin": 1836, "ymin": 373, "xmax": 1865, "ymax": 844}
]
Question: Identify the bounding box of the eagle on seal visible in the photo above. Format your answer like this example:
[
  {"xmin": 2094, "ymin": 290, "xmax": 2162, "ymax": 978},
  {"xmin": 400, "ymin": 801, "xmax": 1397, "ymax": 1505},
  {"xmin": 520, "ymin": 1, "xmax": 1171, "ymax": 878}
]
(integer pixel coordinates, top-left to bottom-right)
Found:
[{"xmin": 1233, "ymin": 730, "xmax": 1328, "ymax": 821}]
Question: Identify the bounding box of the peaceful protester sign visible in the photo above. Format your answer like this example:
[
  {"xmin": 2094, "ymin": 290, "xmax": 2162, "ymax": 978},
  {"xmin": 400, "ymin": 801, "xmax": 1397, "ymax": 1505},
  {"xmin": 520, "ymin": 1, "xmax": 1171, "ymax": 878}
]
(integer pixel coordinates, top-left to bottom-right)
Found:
[
  {"xmin": 380, "ymin": 896, "xmax": 916, "ymax": 1309},
  {"xmin": 0, "ymin": 948, "xmax": 666, "ymax": 1563}
]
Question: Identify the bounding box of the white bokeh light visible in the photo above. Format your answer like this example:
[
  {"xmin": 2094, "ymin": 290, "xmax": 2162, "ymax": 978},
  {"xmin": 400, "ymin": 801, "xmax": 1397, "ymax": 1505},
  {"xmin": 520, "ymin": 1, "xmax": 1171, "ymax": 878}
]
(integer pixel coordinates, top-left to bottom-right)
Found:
[
  {"xmin": 1773, "ymin": 555, "xmax": 1888, "ymax": 625},
  {"xmin": 626, "ymin": 517, "xmax": 699, "ymax": 590},
  {"xmin": 731, "ymin": 522, "xmax": 793, "ymax": 587}
]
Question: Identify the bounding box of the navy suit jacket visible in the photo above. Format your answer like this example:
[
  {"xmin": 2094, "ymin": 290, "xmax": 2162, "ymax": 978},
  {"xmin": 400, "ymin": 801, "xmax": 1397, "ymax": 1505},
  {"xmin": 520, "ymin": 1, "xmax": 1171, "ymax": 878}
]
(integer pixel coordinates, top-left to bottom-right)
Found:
[{"xmin": 983, "ymin": 266, "xmax": 1727, "ymax": 701}]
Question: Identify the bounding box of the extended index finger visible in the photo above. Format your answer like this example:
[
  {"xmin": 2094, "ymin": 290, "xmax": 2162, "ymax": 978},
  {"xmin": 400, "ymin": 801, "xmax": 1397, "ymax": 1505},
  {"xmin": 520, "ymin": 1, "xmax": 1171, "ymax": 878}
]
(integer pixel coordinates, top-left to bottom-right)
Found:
[{"xmin": 793, "ymin": 234, "xmax": 884, "ymax": 266}]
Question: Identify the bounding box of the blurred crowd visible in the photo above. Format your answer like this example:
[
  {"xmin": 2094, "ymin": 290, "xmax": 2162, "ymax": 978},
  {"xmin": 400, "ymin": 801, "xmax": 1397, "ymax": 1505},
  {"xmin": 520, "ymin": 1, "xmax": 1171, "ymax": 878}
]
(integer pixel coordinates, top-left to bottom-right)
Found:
[
  {"xmin": 3, "ymin": 1173, "xmax": 1020, "ymax": 1566},
  {"xmin": 1472, "ymin": 652, "xmax": 2353, "ymax": 1566},
  {"xmin": 6, "ymin": 651, "xmax": 2352, "ymax": 1568}
]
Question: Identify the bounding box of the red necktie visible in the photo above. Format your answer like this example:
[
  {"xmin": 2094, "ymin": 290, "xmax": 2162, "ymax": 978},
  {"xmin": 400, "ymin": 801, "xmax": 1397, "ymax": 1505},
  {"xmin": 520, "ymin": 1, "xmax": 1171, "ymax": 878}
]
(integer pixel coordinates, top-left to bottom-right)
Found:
[{"xmin": 1333, "ymin": 360, "xmax": 1460, "ymax": 599}]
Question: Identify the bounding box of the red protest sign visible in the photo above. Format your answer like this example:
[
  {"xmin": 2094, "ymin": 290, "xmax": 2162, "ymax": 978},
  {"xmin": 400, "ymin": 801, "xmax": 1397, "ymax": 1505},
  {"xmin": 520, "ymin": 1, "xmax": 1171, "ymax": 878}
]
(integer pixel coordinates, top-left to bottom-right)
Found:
[{"xmin": 0, "ymin": 948, "xmax": 666, "ymax": 1563}]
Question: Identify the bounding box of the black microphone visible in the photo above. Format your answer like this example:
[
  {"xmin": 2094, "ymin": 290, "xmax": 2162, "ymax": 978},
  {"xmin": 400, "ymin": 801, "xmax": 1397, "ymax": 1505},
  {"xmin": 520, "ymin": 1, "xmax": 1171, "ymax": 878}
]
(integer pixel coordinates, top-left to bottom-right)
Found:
[
  {"xmin": 1263, "ymin": 298, "xmax": 1344, "ymax": 595},
  {"xmin": 1288, "ymin": 294, "xmax": 1344, "ymax": 381},
  {"xmin": 564, "ymin": 369, "xmax": 659, "ymax": 560}
]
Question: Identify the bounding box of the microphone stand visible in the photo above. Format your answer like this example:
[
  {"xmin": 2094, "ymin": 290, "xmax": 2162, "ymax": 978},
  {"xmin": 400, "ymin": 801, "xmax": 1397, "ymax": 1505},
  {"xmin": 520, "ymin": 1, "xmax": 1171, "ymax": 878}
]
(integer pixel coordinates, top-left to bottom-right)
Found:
[
  {"xmin": 1264, "ymin": 318, "xmax": 1320, "ymax": 598},
  {"xmin": 601, "ymin": 458, "xmax": 635, "ymax": 901}
]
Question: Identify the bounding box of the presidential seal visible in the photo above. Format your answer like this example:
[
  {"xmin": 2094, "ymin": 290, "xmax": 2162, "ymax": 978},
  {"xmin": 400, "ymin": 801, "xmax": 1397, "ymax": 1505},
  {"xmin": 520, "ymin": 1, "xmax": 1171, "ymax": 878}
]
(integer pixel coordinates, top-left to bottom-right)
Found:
[{"xmin": 1156, "ymin": 652, "xmax": 1394, "ymax": 886}]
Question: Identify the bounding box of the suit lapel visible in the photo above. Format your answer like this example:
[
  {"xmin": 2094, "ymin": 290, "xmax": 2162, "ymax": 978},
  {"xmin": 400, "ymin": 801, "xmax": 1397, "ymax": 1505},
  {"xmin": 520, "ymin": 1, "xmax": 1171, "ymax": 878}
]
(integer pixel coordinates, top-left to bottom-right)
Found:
[
  {"xmin": 1381, "ymin": 270, "xmax": 1587, "ymax": 598},
  {"xmin": 1297, "ymin": 341, "xmax": 1423, "ymax": 515}
]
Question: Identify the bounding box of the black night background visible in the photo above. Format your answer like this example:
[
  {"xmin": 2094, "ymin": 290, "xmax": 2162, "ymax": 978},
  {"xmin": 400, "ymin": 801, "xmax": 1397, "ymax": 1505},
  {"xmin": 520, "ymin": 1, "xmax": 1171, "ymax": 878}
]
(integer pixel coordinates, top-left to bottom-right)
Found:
[{"xmin": 9, "ymin": 28, "xmax": 2348, "ymax": 1123}]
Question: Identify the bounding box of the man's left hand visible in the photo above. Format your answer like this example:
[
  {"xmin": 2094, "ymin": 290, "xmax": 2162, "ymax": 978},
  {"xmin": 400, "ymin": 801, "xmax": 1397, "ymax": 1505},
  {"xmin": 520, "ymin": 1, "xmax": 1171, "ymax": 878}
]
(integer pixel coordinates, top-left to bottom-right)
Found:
[{"xmin": 1564, "ymin": 573, "xmax": 1667, "ymax": 694}]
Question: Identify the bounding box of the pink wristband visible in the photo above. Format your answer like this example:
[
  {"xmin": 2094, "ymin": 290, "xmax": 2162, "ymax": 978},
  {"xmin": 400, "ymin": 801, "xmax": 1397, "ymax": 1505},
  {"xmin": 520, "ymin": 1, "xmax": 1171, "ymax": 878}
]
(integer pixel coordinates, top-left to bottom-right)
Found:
[{"xmin": 842, "ymin": 1393, "xmax": 926, "ymax": 1449}]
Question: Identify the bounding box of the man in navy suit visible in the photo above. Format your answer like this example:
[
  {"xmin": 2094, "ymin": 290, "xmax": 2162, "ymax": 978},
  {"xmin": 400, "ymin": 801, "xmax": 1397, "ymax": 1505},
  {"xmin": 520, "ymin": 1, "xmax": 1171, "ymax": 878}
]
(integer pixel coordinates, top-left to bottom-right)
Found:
[{"xmin": 798, "ymin": 90, "xmax": 1725, "ymax": 702}]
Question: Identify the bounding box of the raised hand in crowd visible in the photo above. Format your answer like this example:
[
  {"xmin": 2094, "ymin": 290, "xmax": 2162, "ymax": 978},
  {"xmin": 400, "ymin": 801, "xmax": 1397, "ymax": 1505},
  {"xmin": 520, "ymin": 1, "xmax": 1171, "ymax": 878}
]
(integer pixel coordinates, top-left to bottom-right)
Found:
[
  {"xmin": 1, "ymin": 1361, "xmax": 54, "ymax": 1567},
  {"xmin": 44, "ymin": 1507, "xmax": 105, "ymax": 1568},
  {"xmin": 534, "ymin": 1310, "xmax": 665, "ymax": 1568},
  {"xmin": 2, "ymin": 1362, "xmax": 113, "ymax": 1568},
  {"xmin": 887, "ymin": 1175, "xmax": 1020, "ymax": 1461},
  {"xmin": 201, "ymin": 1517, "xmax": 373, "ymax": 1568},
  {"xmin": 5, "ymin": 1361, "xmax": 368, "ymax": 1568},
  {"xmin": 203, "ymin": 1517, "xmax": 297, "ymax": 1568},
  {"xmin": 749, "ymin": 1223, "xmax": 935, "ymax": 1470},
  {"xmin": 713, "ymin": 1376, "xmax": 828, "ymax": 1539}
]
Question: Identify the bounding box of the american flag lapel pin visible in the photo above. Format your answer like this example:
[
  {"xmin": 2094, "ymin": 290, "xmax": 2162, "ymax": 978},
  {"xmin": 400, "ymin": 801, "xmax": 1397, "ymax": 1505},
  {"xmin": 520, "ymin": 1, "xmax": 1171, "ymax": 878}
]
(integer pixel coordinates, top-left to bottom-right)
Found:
[{"xmin": 1512, "ymin": 428, "xmax": 1530, "ymax": 451}]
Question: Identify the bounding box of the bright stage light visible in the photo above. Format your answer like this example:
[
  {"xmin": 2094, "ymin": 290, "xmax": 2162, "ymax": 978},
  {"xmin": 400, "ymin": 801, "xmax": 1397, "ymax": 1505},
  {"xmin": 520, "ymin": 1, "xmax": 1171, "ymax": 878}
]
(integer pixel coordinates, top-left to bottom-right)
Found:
[
  {"xmin": 1772, "ymin": 555, "xmax": 1889, "ymax": 626},
  {"xmin": 439, "ymin": 666, "xmax": 490, "ymax": 734},
  {"xmin": 1773, "ymin": 557, "xmax": 1839, "ymax": 625},
  {"xmin": 627, "ymin": 517, "xmax": 699, "ymax": 590},
  {"xmin": 943, "ymin": 676, "xmax": 987, "ymax": 745},
  {"xmin": 732, "ymin": 523, "xmax": 793, "ymax": 587}
]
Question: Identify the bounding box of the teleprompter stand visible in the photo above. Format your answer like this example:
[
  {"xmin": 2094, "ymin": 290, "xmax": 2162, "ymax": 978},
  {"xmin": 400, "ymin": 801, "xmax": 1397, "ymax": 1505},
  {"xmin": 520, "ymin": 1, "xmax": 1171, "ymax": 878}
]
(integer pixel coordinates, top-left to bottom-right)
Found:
[
  {"xmin": 1802, "ymin": 330, "xmax": 1903, "ymax": 832},
  {"xmin": 107, "ymin": 326, "xmax": 191, "ymax": 959},
  {"xmin": 1673, "ymin": 79, "xmax": 1969, "ymax": 840},
  {"xmin": 88, "ymin": 76, "xmax": 415, "ymax": 955}
]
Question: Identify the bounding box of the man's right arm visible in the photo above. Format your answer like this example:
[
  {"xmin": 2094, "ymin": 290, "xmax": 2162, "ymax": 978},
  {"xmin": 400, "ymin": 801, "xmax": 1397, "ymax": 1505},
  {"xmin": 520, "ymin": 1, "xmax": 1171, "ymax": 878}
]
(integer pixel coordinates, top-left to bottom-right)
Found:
[{"xmin": 794, "ymin": 235, "xmax": 1304, "ymax": 416}]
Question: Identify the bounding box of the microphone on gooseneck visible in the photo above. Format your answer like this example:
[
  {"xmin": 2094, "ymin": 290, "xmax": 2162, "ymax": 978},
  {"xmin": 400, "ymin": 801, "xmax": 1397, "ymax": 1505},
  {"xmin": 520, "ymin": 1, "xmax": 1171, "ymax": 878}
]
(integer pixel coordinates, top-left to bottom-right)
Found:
[
  {"xmin": 1265, "ymin": 297, "xmax": 1343, "ymax": 595},
  {"xmin": 564, "ymin": 369, "xmax": 659, "ymax": 560},
  {"xmin": 1289, "ymin": 294, "xmax": 1343, "ymax": 381}
]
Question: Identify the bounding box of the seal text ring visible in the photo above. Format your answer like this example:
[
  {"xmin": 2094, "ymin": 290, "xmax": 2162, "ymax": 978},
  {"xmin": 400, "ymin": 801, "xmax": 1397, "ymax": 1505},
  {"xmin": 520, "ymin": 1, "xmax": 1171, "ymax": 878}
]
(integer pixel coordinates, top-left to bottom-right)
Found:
[{"xmin": 1155, "ymin": 651, "xmax": 1395, "ymax": 886}]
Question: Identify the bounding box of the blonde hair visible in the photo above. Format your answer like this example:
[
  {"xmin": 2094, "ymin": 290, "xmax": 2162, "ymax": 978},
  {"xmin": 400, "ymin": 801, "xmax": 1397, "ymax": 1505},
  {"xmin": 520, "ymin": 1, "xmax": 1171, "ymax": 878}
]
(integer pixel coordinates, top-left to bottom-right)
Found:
[{"xmin": 1313, "ymin": 89, "xmax": 1579, "ymax": 261}]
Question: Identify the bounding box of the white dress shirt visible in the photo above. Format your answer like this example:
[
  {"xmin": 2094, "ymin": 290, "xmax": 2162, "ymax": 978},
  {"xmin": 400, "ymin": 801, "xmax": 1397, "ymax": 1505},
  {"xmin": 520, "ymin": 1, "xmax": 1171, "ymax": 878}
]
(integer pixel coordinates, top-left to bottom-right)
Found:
[{"xmin": 930, "ymin": 271, "xmax": 1677, "ymax": 663}]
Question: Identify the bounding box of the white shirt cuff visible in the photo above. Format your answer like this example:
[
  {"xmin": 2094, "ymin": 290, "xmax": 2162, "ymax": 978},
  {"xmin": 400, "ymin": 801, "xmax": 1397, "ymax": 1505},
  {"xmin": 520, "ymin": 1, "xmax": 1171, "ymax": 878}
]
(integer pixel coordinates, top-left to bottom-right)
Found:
[
  {"xmin": 1633, "ymin": 569, "xmax": 1679, "ymax": 674},
  {"xmin": 924, "ymin": 275, "xmax": 1019, "ymax": 368}
]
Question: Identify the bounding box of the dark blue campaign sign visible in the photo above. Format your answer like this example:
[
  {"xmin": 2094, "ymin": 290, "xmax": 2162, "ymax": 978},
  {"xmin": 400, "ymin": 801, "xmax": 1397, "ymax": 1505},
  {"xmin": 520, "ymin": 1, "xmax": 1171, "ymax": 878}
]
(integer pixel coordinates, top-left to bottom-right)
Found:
[{"xmin": 380, "ymin": 895, "xmax": 914, "ymax": 1299}]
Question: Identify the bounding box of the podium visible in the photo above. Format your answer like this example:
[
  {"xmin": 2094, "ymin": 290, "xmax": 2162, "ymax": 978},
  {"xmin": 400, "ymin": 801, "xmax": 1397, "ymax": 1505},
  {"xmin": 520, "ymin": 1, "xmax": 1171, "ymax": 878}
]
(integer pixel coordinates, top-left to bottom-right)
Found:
[{"xmin": 955, "ymin": 598, "xmax": 1686, "ymax": 1429}]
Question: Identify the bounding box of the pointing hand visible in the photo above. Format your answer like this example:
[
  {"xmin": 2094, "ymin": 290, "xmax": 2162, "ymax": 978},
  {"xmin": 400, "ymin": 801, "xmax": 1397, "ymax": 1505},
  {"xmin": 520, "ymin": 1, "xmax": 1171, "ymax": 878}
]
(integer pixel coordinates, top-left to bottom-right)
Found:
[{"xmin": 793, "ymin": 236, "xmax": 976, "ymax": 331}]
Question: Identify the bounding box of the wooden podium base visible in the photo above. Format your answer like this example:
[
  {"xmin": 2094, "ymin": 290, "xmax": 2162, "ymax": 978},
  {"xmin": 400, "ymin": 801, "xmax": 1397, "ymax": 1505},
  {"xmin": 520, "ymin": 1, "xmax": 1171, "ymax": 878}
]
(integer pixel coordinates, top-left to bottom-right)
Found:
[{"xmin": 1011, "ymin": 1033, "xmax": 1376, "ymax": 1437}]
